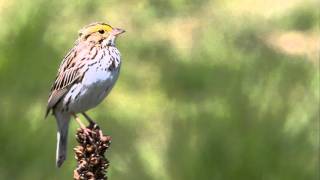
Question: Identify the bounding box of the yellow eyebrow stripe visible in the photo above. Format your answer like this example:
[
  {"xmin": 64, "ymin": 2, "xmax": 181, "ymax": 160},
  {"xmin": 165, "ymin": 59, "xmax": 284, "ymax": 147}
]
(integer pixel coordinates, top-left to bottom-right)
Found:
[{"xmin": 81, "ymin": 24, "xmax": 113, "ymax": 35}]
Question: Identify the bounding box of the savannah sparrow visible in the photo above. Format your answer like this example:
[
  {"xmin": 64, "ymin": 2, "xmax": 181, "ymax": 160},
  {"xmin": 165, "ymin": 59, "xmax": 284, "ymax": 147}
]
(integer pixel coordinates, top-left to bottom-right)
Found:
[{"xmin": 45, "ymin": 22, "xmax": 125, "ymax": 167}]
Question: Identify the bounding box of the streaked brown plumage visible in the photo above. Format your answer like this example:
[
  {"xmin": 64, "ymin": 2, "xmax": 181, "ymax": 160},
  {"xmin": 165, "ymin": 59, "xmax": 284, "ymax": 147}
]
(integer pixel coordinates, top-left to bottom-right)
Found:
[{"xmin": 46, "ymin": 22, "xmax": 125, "ymax": 167}]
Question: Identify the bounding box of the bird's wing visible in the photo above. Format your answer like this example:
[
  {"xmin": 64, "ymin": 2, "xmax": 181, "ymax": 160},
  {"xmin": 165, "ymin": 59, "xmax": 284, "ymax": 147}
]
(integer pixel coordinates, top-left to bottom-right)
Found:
[{"xmin": 46, "ymin": 41, "xmax": 93, "ymax": 117}]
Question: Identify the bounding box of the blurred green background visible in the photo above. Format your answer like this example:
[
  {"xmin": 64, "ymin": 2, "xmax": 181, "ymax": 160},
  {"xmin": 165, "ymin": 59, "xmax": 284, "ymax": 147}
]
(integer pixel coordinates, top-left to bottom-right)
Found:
[{"xmin": 0, "ymin": 0, "xmax": 319, "ymax": 179}]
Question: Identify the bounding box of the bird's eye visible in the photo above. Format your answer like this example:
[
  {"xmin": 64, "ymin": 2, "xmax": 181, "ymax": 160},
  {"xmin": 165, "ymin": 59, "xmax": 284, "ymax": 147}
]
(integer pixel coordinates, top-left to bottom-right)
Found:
[{"xmin": 98, "ymin": 30, "xmax": 105, "ymax": 34}]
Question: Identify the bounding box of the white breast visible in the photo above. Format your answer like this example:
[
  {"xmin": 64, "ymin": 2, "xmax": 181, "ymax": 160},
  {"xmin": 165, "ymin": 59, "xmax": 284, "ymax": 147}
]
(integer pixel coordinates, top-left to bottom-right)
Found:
[{"xmin": 63, "ymin": 46, "xmax": 121, "ymax": 113}]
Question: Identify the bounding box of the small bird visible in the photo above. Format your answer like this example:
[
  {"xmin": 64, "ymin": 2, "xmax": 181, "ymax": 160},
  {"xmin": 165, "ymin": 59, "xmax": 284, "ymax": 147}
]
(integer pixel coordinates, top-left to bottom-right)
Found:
[{"xmin": 45, "ymin": 22, "xmax": 125, "ymax": 167}]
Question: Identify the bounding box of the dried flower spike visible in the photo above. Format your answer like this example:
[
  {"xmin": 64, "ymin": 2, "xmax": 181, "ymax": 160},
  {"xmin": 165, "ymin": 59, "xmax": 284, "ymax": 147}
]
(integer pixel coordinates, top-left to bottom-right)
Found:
[{"xmin": 73, "ymin": 123, "xmax": 111, "ymax": 180}]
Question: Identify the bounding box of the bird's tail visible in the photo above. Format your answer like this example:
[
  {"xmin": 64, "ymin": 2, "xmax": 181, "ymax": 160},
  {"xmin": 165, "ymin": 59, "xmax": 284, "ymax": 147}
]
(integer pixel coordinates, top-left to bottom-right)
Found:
[{"xmin": 54, "ymin": 110, "xmax": 70, "ymax": 167}]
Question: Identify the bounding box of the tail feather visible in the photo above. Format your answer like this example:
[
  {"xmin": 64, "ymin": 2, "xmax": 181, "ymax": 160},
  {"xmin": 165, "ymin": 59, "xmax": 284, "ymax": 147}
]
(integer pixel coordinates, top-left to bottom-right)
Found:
[{"xmin": 54, "ymin": 111, "xmax": 70, "ymax": 167}]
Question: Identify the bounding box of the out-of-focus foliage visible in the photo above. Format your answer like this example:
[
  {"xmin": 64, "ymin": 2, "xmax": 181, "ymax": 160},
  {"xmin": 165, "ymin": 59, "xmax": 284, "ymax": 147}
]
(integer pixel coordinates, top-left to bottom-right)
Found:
[{"xmin": 0, "ymin": 0, "xmax": 318, "ymax": 179}]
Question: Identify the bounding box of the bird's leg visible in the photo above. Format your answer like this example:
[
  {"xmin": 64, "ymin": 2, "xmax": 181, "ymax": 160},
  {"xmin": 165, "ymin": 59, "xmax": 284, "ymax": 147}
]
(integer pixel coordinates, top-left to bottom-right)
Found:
[
  {"xmin": 82, "ymin": 112, "xmax": 95, "ymax": 126},
  {"xmin": 72, "ymin": 113, "xmax": 92, "ymax": 135},
  {"xmin": 72, "ymin": 113, "xmax": 86, "ymax": 129}
]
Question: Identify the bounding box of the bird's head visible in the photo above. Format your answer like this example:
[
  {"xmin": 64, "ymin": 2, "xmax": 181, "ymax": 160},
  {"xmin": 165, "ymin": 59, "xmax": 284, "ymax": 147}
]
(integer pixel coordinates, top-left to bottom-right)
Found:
[{"xmin": 78, "ymin": 22, "xmax": 125, "ymax": 46}]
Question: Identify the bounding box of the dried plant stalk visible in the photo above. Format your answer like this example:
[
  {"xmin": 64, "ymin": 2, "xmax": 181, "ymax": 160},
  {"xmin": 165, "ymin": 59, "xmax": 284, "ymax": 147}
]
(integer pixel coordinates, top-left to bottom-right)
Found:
[{"xmin": 73, "ymin": 123, "xmax": 111, "ymax": 180}]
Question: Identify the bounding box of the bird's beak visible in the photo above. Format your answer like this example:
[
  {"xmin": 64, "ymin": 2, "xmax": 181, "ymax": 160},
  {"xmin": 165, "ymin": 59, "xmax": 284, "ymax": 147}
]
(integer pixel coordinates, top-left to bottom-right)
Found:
[{"xmin": 111, "ymin": 28, "xmax": 125, "ymax": 36}]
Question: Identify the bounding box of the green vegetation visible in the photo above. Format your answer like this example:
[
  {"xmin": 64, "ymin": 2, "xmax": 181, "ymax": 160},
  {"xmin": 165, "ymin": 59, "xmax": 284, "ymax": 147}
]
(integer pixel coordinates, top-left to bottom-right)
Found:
[{"xmin": 0, "ymin": 0, "xmax": 318, "ymax": 179}]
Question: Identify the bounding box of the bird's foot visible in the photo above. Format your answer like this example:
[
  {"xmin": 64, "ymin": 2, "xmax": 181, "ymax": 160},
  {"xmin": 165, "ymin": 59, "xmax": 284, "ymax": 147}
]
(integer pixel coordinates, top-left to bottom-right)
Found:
[{"xmin": 82, "ymin": 127, "xmax": 93, "ymax": 136}]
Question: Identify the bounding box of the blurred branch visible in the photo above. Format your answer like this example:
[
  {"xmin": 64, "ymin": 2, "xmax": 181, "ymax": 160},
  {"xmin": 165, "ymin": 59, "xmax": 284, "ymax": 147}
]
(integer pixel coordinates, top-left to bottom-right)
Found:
[{"xmin": 73, "ymin": 124, "xmax": 111, "ymax": 180}]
